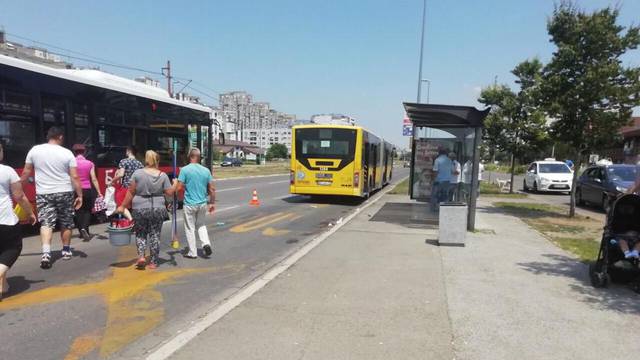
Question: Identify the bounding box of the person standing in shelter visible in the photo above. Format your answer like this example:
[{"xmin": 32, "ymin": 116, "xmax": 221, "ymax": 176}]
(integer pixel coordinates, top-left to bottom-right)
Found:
[
  {"xmin": 0, "ymin": 142, "xmax": 37, "ymax": 299},
  {"xmin": 117, "ymin": 150, "xmax": 176, "ymax": 270},
  {"xmin": 72, "ymin": 144, "xmax": 103, "ymax": 242},
  {"xmin": 20, "ymin": 127, "xmax": 83, "ymax": 269},
  {"xmin": 109, "ymin": 146, "xmax": 143, "ymax": 220},
  {"xmin": 175, "ymin": 148, "xmax": 215, "ymax": 259},
  {"xmin": 449, "ymin": 152, "xmax": 462, "ymax": 201},
  {"xmin": 431, "ymin": 148, "xmax": 452, "ymax": 212}
]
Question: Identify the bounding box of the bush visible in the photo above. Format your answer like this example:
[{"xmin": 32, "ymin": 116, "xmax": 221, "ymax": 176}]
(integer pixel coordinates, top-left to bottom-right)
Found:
[{"xmin": 266, "ymin": 143, "xmax": 288, "ymax": 160}]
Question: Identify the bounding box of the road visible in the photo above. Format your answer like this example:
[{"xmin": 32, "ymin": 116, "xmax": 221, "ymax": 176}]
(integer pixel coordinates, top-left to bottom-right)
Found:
[
  {"xmin": 0, "ymin": 167, "xmax": 410, "ymax": 360},
  {"xmin": 485, "ymin": 171, "xmax": 606, "ymax": 220}
]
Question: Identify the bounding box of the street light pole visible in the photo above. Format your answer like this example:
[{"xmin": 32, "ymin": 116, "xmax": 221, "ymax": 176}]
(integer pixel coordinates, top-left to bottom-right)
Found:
[
  {"xmin": 416, "ymin": 0, "xmax": 427, "ymax": 103},
  {"xmin": 421, "ymin": 79, "xmax": 431, "ymax": 104}
]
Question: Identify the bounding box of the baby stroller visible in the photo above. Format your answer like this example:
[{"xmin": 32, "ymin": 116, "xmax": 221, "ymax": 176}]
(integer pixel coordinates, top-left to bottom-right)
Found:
[{"xmin": 589, "ymin": 194, "xmax": 640, "ymax": 290}]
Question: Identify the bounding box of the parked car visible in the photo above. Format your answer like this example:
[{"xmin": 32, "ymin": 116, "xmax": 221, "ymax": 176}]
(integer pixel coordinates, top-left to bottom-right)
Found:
[
  {"xmin": 221, "ymin": 157, "xmax": 243, "ymax": 167},
  {"xmin": 576, "ymin": 164, "xmax": 638, "ymax": 213},
  {"xmin": 523, "ymin": 160, "xmax": 573, "ymax": 193}
]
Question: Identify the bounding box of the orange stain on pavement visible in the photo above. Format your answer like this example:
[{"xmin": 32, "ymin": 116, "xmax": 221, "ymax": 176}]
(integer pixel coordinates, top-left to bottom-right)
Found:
[{"xmin": 1, "ymin": 245, "xmax": 245, "ymax": 358}]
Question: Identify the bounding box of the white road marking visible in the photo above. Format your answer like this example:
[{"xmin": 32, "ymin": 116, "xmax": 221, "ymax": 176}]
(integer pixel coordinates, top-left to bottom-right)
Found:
[
  {"xmin": 145, "ymin": 176, "xmax": 410, "ymax": 360},
  {"xmin": 271, "ymin": 194, "xmax": 291, "ymax": 200},
  {"xmin": 216, "ymin": 205, "xmax": 240, "ymax": 212},
  {"xmin": 215, "ymin": 186, "xmax": 244, "ymax": 193},
  {"xmin": 268, "ymin": 180, "xmax": 290, "ymax": 185}
]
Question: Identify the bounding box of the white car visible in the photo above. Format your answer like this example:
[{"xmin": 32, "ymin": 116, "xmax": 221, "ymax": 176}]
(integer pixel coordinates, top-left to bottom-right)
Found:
[{"xmin": 523, "ymin": 160, "xmax": 573, "ymax": 193}]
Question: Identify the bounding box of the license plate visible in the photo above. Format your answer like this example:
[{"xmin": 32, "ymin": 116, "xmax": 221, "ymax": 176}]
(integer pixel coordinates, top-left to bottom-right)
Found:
[
  {"xmin": 316, "ymin": 173, "xmax": 333, "ymax": 179},
  {"xmin": 550, "ymin": 185, "xmax": 569, "ymax": 189}
]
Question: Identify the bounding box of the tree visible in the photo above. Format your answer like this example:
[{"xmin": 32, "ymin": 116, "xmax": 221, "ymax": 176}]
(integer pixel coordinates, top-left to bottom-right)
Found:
[
  {"xmin": 266, "ymin": 143, "xmax": 288, "ymax": 160},
  {"xmin": 479, "ymin": 59, "xmax": 550, "ymax": 193},
  {"xmin": 540, "ymin": 2, "xmax": 640, "ymax": 216}
]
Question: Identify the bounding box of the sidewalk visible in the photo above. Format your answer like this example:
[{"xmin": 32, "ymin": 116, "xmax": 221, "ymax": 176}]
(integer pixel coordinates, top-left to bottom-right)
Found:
[
  {"xmin": 170, "ymin": 194, "xmax": 454, "ymax": 360},
  {"xmin": 167, "ymin": 194, "xmax": 640, "ymax": 360}
]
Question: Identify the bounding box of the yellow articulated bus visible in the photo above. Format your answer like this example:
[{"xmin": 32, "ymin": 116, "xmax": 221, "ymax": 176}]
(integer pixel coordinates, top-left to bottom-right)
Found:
[{"xmin": 290, "ymin": 124, "xmax": 394, "ymax": 198}]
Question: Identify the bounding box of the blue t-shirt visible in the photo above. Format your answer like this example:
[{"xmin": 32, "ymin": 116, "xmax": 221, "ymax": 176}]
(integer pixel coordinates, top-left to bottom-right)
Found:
[
  {"xmin": 178, "ymin": 163, "xmax": 213, "ymax": 206},
  {"xmin": 433, "ymin": 155, "xmax": 453, "ymax": 183}
]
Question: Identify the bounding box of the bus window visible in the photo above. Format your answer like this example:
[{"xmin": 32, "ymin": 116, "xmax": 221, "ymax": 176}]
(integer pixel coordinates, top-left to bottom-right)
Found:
[
  {"xmin": 0, "ymin": 115, "xmax": 35, "ymax": 168},
  {"xmin": 95, "ymin": 126, "xmax": 132, "ymax": 167},
  {"xmin": 148, "ymin": 132, "xmax": 187, "ymax": 167},
  {"xmin": 295, "ymin": 128, "xmax": 355, "ymax": 160}
]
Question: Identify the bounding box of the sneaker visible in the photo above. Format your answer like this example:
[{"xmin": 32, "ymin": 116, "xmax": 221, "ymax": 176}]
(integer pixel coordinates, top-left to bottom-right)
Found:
[
  {"xmin": 203, "ymin": 244, "xmax": 212, "ymax": 256},
  {"xmin": 80, "ymin": 229, "xmax": 92, "ymax": 242},
  {"xmin": 136, "ymin": 257, "xmax": 146, "ymax": 270},
  {"xmin": 40, "ymin": 253, "xmax": 52, "ymax": 269},
  {"xmin": 146, "ymin": 263, "xmax": 157, "ymax": 270},
  {"xmin": 630, "ymin": 250, "xmax": 640, "ymax": 259},
  {"xmin": 61, "ymin": 250, "xmax": 73, "ymax": 260},
  {"xmin": 183, "ymin": 254, "xmax": 197, "ymax": 259}
]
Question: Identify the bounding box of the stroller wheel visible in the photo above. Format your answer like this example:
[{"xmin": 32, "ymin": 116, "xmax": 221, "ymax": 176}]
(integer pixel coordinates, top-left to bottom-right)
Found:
[{"xmin": 589, "ymin": 263, "xmax": 609, "ymax": 288}]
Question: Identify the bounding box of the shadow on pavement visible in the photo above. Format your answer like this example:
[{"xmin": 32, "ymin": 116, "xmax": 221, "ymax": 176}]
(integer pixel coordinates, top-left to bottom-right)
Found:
[
  {"xmin": 518, "ymin": 253, "xmax": 640, "ymax": 314},
  {"xmin": 282, "ymin": 194, "xmax": 366, "ymax": 206},
  {"xmin": 477, "ymin": 204, "xmax": 562, "ymax": 219},
  {"xmin": 369, "ymin": 202, "xmax": 438, "ymax": 229},
  {"xmin": 6, "ymin": 276, "xmax": 45, "ymax": 297}
]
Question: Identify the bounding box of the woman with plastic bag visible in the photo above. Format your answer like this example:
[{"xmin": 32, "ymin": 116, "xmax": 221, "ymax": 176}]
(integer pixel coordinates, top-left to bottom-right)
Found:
[
  {"xmin": 0, "ymin": 142, "xmax": 37, "ymax": 299},
  {"xmin": 117, "ymin": 150, "xmax": 176, "ymax": 270}
]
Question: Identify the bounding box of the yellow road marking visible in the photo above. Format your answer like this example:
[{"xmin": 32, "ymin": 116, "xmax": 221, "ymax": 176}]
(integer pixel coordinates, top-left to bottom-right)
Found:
[
  {"xmin": 64, "ymin": 328, "xmax": 102, "ymax": 360},
  {"xmin": 229, "ymin": 212, "xmax": 297, "ymax": 233},
  {"xmin": 0, "ymin": 245, "xmax": 245, "ymax": 358},
  {"xmin": 262, "ymin": 227, "xmax": 291, "ymax": 237}
]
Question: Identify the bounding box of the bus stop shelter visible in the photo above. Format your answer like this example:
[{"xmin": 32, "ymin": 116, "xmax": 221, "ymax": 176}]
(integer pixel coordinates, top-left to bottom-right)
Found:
[{"xmin": 403, "ymin": 102, "xmax": 489, "ymax": 231}]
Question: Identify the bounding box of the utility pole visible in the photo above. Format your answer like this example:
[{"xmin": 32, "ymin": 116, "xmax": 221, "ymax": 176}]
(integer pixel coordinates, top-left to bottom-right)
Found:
[
  {"xmin": 416, "ymin": 0, "xmax": 427, "ymax": 103},
  {"xmin": 162, "ymin": 60, "xmax": 172, "ymax": 97}
]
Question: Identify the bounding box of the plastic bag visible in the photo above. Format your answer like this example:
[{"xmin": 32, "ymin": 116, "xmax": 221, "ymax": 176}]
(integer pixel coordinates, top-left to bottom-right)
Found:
[
  {"xmin": 104, "ymin": 186, "xmax": 117, "ymax": 217},
  {"xmin": 13, "ymin": 204, "xmax": 29, "ymax": 222}
]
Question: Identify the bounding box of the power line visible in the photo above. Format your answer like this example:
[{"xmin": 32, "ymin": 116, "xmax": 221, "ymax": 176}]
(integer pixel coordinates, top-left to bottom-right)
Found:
[{"xmin": 5, "ymin": 32, "xmax": 221, "ymax": 100}]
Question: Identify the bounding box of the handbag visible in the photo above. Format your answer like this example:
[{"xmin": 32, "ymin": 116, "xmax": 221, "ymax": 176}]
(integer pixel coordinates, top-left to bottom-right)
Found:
[{"xmin": 93, "ymin": 195, "xmax": 107, "ymax": 214}]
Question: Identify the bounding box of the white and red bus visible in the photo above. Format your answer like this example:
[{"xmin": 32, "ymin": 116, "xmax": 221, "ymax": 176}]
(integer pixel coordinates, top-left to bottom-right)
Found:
[{"xmin": 0, "ymin": 54, "xmax": 213, "ymax": 204}]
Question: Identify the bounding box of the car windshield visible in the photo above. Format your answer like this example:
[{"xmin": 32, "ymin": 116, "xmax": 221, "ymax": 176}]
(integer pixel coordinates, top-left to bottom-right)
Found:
[
  {"xmin": 607, "ymin": 166, "xmax": 639, "ymax": 182},
  {"xmin": 539, "ymin": 163, "xmax": 571, "ymax": 173}
]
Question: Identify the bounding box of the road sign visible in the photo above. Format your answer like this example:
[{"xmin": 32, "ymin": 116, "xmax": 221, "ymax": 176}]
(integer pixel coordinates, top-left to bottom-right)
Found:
[{"xmin": 403, "ymin": 113, "xmax": 413, "ymax": 136}]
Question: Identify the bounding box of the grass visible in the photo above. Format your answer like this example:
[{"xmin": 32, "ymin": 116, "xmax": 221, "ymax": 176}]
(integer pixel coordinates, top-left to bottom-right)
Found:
[
  {"xmin": 388, "ymin": 177, "xmax": 410, "ymax": 195},
  {"xmin": 214, "ymin": 162, "xmax": 289, "ymax": 179},
  {"xmin": 493, "ymin": 201, "xmax": 601, "ymax": 262},
  {"xmin": 479, "ymin": 182, "xmax": 528, "ymax": 199},
  {"xmin": 484, "ymin": 163, "xmax": 527, "ymax": 175}
]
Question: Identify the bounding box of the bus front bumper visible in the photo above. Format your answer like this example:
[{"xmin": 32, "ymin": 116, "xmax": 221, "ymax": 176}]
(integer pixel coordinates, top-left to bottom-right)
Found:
[{"xmin": 290, "ymin": 185, "xmax": 362, "ymax": 197}]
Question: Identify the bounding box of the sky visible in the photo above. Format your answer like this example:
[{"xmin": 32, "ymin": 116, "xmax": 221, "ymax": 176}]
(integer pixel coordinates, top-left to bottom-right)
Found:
[{"xmin": 2, "ymin": 0, "xmax": 640, "ymax": 149}]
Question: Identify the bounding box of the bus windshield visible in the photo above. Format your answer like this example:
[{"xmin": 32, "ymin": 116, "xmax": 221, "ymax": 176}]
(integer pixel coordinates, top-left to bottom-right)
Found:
[{"xmin": 295, "ymin": 128, "xmax": 356, "ymax": 159}]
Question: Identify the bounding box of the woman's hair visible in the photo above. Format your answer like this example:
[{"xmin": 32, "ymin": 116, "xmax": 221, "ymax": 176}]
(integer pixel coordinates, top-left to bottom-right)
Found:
[{"xmin": 145, "ymin": 150, "xmax": 160, "ymax": 169}]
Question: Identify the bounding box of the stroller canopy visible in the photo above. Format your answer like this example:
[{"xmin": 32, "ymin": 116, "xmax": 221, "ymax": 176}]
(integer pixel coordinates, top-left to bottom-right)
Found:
[{"xmin": 608, "ymin": 194, "xmax": 640, "ymax": 234}]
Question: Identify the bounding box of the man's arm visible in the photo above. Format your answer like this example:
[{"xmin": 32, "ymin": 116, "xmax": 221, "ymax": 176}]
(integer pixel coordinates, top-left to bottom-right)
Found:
[
  {"xmin": 69, "ymin": 167, "xmax": 83, "ymax": 210},
  {"xmin": 207, "ymin": 180, "xmax": 216, "ymax": 213},
  {"xmin": 20, "ymin": 163, "xmax": 33, "ymax": 183}
]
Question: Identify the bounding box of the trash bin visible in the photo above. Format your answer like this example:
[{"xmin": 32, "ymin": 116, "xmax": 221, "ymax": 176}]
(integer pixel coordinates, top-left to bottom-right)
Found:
[{"xmin": 438, "ymin": 202, "xmax": 467, "ymax": 246}]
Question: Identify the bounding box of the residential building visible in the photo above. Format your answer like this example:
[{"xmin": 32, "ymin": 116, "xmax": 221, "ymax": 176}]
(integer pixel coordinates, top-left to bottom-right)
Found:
[
  {"xmin": 0, "ymin": 30, "xmax": 72, "ymax": 69},
  {"xmin": 311, "ymin": 113, "xmax": 356, "ymax": 126},
  {"xmin": 242, "ymin": 127, "xmax": 293, "ymax": 154},
  {"xmin": 622, "ymin": 117, "xmax": 640, "ymax": 164},
  {"xmin": 218, "ymin": 90, "xmax": 296, "ymax": 146},
  {"xmin": 214, "ymin": 139, "xmax": 265, "ymax": 161}
]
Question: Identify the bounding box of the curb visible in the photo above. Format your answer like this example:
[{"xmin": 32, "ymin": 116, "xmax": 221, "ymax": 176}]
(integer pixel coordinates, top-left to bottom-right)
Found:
[{"xmin": 144, "ymin": 176, "xmax": 409, "ymax": 360}]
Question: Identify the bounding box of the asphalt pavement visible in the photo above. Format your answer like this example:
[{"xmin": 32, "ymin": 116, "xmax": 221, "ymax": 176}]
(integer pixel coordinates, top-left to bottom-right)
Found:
[{"xmin": 0, "ymin": 167, "xmax": 409, "ymax": 360}]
